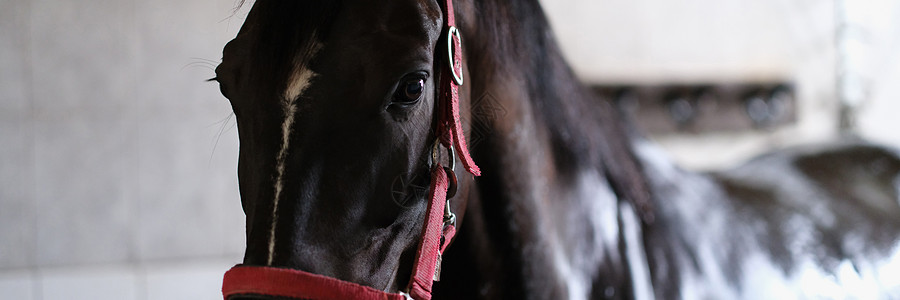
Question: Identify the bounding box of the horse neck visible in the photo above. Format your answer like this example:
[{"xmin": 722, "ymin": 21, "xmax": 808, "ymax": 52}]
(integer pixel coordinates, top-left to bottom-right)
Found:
[{"xmin": 442, "ymin": 1, "xmax": 649, "ymax": 298}]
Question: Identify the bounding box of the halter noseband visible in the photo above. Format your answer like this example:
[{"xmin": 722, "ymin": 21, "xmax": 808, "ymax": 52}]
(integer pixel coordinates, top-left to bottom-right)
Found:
[{"xmin": 221, "ymin": 1, "xmax": 480, "ymax": 299}]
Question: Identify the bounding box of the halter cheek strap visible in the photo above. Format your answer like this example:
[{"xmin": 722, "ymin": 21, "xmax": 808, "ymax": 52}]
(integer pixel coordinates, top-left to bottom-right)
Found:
[
  {"xmin": 222, "ymin": 1, "xmax": 479, "ymax": 299},
  {"xmin": 436, "ymin": 0, "xmax": 480, "ymax": 178}
]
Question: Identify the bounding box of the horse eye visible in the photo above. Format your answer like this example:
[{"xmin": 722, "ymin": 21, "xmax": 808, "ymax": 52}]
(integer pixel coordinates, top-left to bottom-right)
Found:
[{"xmin": 393, "ymin": 77, "xmax": 425, "ymax": 104}]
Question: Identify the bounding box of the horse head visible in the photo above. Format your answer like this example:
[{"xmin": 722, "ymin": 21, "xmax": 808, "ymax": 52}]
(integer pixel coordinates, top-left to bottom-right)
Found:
[{"xmin": 215, "ymin": 0, "xmax": 479, "ymax": 297}]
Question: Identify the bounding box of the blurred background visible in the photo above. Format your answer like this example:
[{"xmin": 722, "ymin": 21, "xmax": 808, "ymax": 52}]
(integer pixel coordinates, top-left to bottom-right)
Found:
[{"xmin": 1, "ymin": 0, "xmax": 899, "ymax": 299}]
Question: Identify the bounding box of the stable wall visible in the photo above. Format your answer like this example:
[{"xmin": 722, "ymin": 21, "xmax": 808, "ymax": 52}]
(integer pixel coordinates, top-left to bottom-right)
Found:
[{"xmin": 0, "ymin": 0, "xmax": 248, "ymax": 298}]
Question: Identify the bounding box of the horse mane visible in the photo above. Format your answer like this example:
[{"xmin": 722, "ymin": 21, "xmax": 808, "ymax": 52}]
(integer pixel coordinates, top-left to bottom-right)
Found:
[{"xmin": 466, "ymin": 0, "xmax": 654, "ymax": 221}]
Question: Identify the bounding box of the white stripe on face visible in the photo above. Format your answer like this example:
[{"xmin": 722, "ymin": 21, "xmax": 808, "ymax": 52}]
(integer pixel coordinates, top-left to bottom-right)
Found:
[{"xmin": 268, "ymin": 41, "xmax": 322, "ymax": 266}]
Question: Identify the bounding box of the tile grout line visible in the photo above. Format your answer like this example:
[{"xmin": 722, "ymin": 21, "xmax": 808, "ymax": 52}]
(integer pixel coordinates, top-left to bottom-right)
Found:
[
  {"xmin": 32, "ymin": 269, "xmax": 42, "ymax": 300},
  {"xmin": 131, "ymin": 1, "xmax": 148, "ymax": 299},
  {"xmin": 131, "ymin": 0, "xmax": 144, "ymax": 297},
  {"xmin": 25, "ymin": 0, "xmax": 38, "ymax": 288},
  {"xmin": 136, "ymin": 265, "xmax": 147, "ymax": 300},
  {"xmin": 129, "ymin": 0, "xmax": 142, "ymax": 269}
]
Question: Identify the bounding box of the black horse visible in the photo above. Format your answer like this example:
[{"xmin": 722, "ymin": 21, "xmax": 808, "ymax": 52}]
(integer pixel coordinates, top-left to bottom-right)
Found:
[{"xmin": 213, "ymin": 0, "xmax": 900, "ymax": 299}]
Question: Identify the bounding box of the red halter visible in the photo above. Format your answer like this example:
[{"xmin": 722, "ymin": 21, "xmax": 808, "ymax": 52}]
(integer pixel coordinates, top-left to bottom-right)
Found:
[{"xmin": 222, "ymin": 1, "xmax": 479, "ymax": 299}]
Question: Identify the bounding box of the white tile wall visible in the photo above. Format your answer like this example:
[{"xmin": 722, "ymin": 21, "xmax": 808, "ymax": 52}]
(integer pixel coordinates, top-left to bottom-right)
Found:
[
  {"xmin": 134, "ymin": 0, "xmax": 230, "ymax": 112},
  {"xmin": 541, "ymin": 0, "xmax": 804, "ymax": 83},
  {"xmin": 0, "ymin": 0, "xmax": 35, "ymax": 271},
  {"xmin": 27, "ymin": 0, "xmax": 145, "ymax": 268},
  {"xmin": 136, "ymin": 112, "xmax": 231, "ymax": 261},
  {"xmin": 130, "ymin": 0, "xmax": 247, "ymax": 262},
  {"xmin": 0, "ymin": 116, "xmax": 35, "ymax": 269},
  {"xmin": 0, "ymin": 0, "xmax": 30, "ymax": 112},
  {"xmin": 33, "ymin": 109, "xmax": 139, "ymax": 266},
  {"xmin": 29, "ymin": 0, "xmax": 137, "ymax": 111},
  {"xmin": 0, "ymin": 261, "xmax": 237, "ymax": 299},
  {"xmin": 40, "ymin": 266, "xmax": 140, "ymax": 300},
  {"xmin": 143, "ymin": 260, "xmax": 232, "ymax": 300},
  {"xmin": 0, "ymin": 271, "xmax": 37, "ymax": 300},
  {"xmin": 0, "ymin": 0, "xmax": 247, "ymax": 276}
]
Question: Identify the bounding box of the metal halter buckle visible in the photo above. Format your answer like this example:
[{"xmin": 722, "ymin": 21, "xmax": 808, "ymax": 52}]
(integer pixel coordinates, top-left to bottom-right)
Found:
[
  {"xmin": 431, "ymin": 140, "xmax": 458, "ymax": 227},
  {"xmin": 431, "ymin": 140, "xmax": 459, "ymax": 199},
  {"xmin": 430, "ymin": 139, "xmax": 456, "ymax": 171},
  {"xmin": 447, "ymin": 26, "xmax": 464, "ymax": 86}
]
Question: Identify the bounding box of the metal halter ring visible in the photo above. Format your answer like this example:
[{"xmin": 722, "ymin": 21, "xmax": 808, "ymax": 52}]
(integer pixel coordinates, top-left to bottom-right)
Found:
[
  {"xmin": 447, "ymin": 26, "xmax": 464, "ymax": 86},
  {"xmin": 431, "ymin": 139, "xmax": 456, "ymax": 171}
]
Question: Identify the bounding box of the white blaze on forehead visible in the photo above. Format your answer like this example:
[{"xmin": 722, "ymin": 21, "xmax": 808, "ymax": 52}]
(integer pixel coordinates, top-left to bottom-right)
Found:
[
  {"xmin": 267, "ymin": 40, "xmax": 323, "ymax": 266},
  {"xmin": 283, "ymin": 62, "xmax": 319, "ymax": 102}
]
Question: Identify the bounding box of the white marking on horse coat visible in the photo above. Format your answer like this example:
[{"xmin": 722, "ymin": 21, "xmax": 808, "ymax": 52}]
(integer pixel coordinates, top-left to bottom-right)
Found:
[
  {"xmin": 283, "ymin": 64, "xmax": 318, "ymax": 102},
  {"xmin": 550, "ymin": 241, "xmax": 586, "ymax": 300},
  {"xmin": 578, "ymin": 171, "xmax": 621, "ymax": 260},
  {"xmin": 620, "ymin": 203, "xmax": 655, "ymax": 300},
  {"xmin": 738, "ymin": 254, "xmax": 870, "ymax": 299},
  {"xmin": 634, "ymin": 140, "xmax": 900, "ymax": 298},
  {"xmin": 877, "ymin": 243, "xmax": 900, "ymax": 295},
  {"xmin": 267, "ymin": 41, "xmax": 322, "ymax": 266},
  {"xmin": 572, "ymin": 170, "xmax": 619, "ymax": 299},
  {"xmin": 546, "ymin": 170, "xmax": 621, "ymax": 300},
  {"xmin": 633, "ymin": 141, "xmax": 741, "ymax": 299}
]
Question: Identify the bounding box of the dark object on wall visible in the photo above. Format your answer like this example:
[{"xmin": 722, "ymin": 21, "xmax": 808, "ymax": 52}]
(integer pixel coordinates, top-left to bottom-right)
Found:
[{"xmin": 593, "ymin": 83, "xmax": 796, "ymax": 134}]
